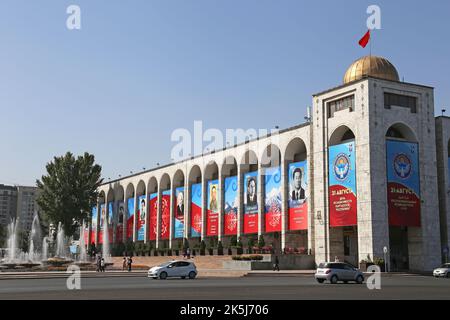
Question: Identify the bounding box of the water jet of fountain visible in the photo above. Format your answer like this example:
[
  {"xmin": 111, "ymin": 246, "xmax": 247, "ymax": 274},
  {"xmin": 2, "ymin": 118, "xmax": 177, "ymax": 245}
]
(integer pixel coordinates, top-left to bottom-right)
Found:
[
  {"xmin": 55, "ymin": 222, "xmax": 67, "ymax": 258},
  {"xmin": 6, "ymin": 219, "xmax": 19, "ymax": 263},
  {"xmin": 102, "ymin": 219, "xmax": 111, "ymax": 262},
  {"xmin": 42, "ymin": 237, "xmax": 48, "ymax": 261},
  {"xmin": 79, "ymin": 222, "xmax": 87, "ymax": 262}
]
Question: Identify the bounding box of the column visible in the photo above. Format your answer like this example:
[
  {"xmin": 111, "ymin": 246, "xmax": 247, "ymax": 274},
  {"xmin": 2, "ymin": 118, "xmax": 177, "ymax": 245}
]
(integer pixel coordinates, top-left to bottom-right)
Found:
[
  {"xmin": 144, "ymin": 191, "xmax": 149, "ymax": 244},
  {"xmin": 156, "ymin": 187, "xmax": 161, "ymax": 249},
  {"xmin": 201, "ymin": 174, "xmax": 206, "ymax": 241},
  {"xmin": 169, "ymin": 184, "xmax": 175, "ymax": 249},
  {"xmin": 237, "ymin": 165, "xmax": 243, "ymax": 240},
  {"xmin": 184, "ymin": 176, "xmax": 190, "ymax": 240},
  {"xmin": 257, "ymin": 163, "xmax": 264, "ymax": 238},
  {"xmin": 281, "ymin": 158, "xmax": 287, "ymax": 253},
  {"xmin": 95, "ymin": 201, "xmax": 100, "ymax": 246},
  {"xmin": 133, "ymin": 194, "xmax": 138, "ymax": 243},
  {"xmin": 218, "ymin": 167, "xmax": 223, "ymax": 242}
]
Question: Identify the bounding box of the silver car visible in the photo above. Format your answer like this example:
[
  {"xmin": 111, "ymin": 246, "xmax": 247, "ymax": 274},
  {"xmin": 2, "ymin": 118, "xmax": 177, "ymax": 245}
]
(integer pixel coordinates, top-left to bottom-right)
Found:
[
  {"xmin": 315, "ymin": 262, "xmax": 364, "ymax": 284},
  {"xmin": 433, "ymin": 263, "xmax": 450, "ymax": 278},
  {"xmin": 147, "ymin": 260, "xmax": 197, "ymax": 280}
]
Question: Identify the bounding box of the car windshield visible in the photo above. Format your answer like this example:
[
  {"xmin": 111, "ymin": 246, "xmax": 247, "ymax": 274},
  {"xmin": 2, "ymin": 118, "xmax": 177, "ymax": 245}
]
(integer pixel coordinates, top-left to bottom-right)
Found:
[{"xmin": 318, "ymin": 263, "xmax": 330, "ymax": 268}]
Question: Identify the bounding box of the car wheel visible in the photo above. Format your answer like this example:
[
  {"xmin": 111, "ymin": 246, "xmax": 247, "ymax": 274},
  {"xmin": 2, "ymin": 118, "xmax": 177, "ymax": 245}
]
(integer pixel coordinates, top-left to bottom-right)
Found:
[
  {"xmin": 159, "ymin": 272, "xmax": 168, "ymax": 280},
  {"xmin": 356, "ymin": 275, "xmax": 364, "ymax": 284},
  {"xmin": 188, "ymin": 271, "xmax": 196, "ymax": 279},
  {"xmin": 330, "ymin": 275, "xmax": 338, "ymax": 284},
  {"xmin": 316, "ymin": 279, "xmax": 325, "ymax": 284}
]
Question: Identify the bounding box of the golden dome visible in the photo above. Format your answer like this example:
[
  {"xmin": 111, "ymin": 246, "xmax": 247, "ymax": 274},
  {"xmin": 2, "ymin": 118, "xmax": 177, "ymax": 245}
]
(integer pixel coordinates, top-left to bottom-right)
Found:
[{"xmin": 343, "ymin": 56, "xmax": 399, "ymax": 84}]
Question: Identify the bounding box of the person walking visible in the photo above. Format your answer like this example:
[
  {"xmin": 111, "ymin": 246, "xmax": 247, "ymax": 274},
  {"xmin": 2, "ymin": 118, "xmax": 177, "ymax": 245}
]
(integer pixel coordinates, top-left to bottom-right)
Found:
[
  {"xmin": 127, "ymin": 256, "xmax": 133, "ymax": 272},
  {"xmin": 273, "ymin": 255, "xmax": 280, "ymax": 272},
  {"xmin": 187, "ymin": 247, "xmax": 191, "ymax": 259},
  {"xmin": 100, "ymin": 258, "xmax": 105, "ymax": 272},
  {"xmin": 122, "ymin": 256, "xmax": 127, "ymax": 271}
]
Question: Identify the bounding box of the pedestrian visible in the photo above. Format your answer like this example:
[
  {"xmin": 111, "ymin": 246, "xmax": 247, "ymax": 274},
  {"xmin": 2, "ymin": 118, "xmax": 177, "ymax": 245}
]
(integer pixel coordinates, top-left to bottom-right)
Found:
[
  {"xmin": 101, "ymin": 258, "xmax": 105, "ymax": 272},
  {"xmin": 187, "ymin": 247, "xmax": 191, "ymax": 259},
  {"xmin": 122, "ymin": 256, "xmax": 127, "ymax": 271},
  {"xmin": 273, "ymin": 255, "xmax": 280, "ymax": 271},
  {"xmin": 334, "ymin": 256, "xmax": 340, "ymax": 262},
  {"xmin": 127, "ymin": 256, "xmax": 133, "ymax": 272}
]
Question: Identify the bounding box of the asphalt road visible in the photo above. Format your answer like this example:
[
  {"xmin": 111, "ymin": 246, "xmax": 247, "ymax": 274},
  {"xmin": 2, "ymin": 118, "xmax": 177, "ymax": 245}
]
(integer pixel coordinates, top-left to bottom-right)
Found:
[{"xmin": 0, "ymin": 274, "xmax": 449, "ymax": 300}]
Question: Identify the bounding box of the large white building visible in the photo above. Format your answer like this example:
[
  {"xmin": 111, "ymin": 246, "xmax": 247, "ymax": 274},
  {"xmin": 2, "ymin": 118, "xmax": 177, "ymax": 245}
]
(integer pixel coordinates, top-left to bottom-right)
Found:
[{"xmin": 91, "ymin": 56, "xmax": 450, "ymax": 272}]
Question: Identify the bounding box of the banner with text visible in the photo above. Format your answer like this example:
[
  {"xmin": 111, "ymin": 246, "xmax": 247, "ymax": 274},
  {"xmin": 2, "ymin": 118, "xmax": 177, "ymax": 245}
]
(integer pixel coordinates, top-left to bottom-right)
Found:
[
  {"xmin": 174, "ymin": 187, "xmax": 185, "ymax": 239},
  {"xmin": 90, "ymin": 206, "xmax": 97, "ymax": 245},
  {"xmin": 288, "ymin": 161, "xmax": 308, "ymax": 231},
  {"xmin": 116, "ymin": 201, "xmax": 124, "ymax": 243},
  {"xmin": 190, "ymin": 183, "xmax": 202, "ymax": 237},
  {"xmin": 386, "ymin": 140, "xmax": 421, "ymax": 227},
  {"xmin": 137, "ymin": 195, "xmax": 146, "ymax": 241},
  {"xmin": 224, "ymin": 176, "xmax": 238, "ymax": 236},
  {"xmin": 127, "ymin": 198, "xmax": 134, "ymax": 240},
  {"xmin": 207, "ymin": 180, "xmax": 219, "ymax": 236},
  {"xmin": 149, "ymin": 193, "xmax": 158, "ymax": 240},
  {"xmin": 160, "ymin": 190, "xmax": 170, "ymax": 239},
  {"xmin": 328, "ymin": 141, "xmax": 357, "ymax": 227},
  {"xmin": 244, "ymin": 171, "xmax": 258, "ymax": 234},
  {"xmin": 264, "ymin": 167, "xmax": 282, "ymax": 233}
]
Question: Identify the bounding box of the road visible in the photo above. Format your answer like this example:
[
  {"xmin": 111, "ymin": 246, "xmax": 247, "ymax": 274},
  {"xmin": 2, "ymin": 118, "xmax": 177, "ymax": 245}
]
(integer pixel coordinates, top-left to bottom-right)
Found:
[{"xmin": 0, "ymin": 274, "xmax": 449, "ymax": 300}]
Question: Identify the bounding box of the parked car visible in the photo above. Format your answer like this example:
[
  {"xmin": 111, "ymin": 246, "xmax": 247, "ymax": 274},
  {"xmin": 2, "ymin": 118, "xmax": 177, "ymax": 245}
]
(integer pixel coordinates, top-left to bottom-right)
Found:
[
  {"xmin": 315, "ymin": 262, "xmax": 364, "ymax": 284},
  {"xmin": 147, "ymin": 260, "xmax": 197, "ymax": 280},
  {"xmin": 433, "ymin": 263, "xmax": 450, "ymax": 278}
]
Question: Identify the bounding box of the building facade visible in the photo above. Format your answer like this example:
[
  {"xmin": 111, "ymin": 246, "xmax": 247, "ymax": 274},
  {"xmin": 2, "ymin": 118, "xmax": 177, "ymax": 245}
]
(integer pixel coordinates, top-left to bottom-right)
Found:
[
  {"xmin": 92, "ymin": 56, "xmax": 450, "ymax": 271},
  {"xmin": 0, "ymin": 184, "xmax": 18, "ymax": 227},
  {"xmin": 16, "ymin": 186, "xmax": 40, "ymax": 232}
]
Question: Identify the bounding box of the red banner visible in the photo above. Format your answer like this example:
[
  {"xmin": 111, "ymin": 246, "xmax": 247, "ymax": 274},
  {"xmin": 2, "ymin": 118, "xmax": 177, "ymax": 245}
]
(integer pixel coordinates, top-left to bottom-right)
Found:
[
  {"xmin": 224, "ymin": 211, "xmax": 237, "ymax": 235},
  {"xmin": 388, "ymin": 182, "xmax": 421, "ymax": 227},
  {"xmin": 207, "ymin": 209, "xmax": 218, "ymax": 236},
  {"xmin": 160, "ymin": 192, "xmax": 170, "ymax": 239},
  {"xmin": 116, "ymin": 225, "xmax": 123, "ymax": 243},
  {"xmin": 244, "ymin": 214, "xmax": 258, "ymax": 234},
  {"xmin": 190, "ymin": 203, "xmax": 202, "ymax": 237},
  {"xmin": 289, "ymin": 203, "xmax": 308, "ymax": 231},
  {"xmin": 329, "ymin": 185, "xmax": 357, "ymax": 227},
  {"xmin": 149, "ymin": 194, "xmax": 158, "ymax": 240}
]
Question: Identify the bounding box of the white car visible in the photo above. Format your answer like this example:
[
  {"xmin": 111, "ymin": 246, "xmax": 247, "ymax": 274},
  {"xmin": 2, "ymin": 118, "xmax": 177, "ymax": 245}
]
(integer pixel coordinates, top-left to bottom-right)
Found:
[
  {"xmin": 148, "ymin": 260, "xmax": 197, "ymax": 280},
  {"xmin": 433, "ymin": 263, "xmax": 450, "ymax": 278}
]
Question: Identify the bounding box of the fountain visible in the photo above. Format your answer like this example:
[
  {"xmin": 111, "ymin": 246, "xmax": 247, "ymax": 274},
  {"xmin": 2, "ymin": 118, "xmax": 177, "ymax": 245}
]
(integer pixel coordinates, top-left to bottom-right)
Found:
[
  {"xmin": 102, "ymin": 221, "xmax": 111, "ymax": 263},
  {"xmin": 42, "ymin": 237, "xmax": 48, "ymax": 262}
]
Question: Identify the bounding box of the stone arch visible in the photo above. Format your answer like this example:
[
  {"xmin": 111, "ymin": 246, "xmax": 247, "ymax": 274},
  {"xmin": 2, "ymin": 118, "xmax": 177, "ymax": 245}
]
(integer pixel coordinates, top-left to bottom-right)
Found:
[
  {"xmin": 385, "ymin": 122, "xmax": 417, "ymax": 142},
  {"xmin": 329, "ymin": 125, "xmax": 356, "ymax": 146}
]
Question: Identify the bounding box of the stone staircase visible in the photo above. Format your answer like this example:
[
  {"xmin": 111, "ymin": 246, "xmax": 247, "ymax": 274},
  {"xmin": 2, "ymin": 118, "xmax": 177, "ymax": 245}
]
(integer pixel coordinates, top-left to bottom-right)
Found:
[{"xmin": 110, "ymin": 255, "xmax": 233, "ymax": 270}]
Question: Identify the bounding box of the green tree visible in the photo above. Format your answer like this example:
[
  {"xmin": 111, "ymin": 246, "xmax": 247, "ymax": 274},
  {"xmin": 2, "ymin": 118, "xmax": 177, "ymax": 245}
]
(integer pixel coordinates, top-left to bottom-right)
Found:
[
  {"xmin": 0, "ymin": 224, "xmax": 7, "ymax": 248},
  {"xmin": 36, "ymin": 152, "xmax": 102, "ymax": 237}
]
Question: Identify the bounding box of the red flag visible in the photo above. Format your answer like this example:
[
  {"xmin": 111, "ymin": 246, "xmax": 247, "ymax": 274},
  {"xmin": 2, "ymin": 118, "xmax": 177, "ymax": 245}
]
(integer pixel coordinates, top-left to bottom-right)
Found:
[{"xmin": 358, "ymin": 30, "xmax": 371, "ymax": 48}]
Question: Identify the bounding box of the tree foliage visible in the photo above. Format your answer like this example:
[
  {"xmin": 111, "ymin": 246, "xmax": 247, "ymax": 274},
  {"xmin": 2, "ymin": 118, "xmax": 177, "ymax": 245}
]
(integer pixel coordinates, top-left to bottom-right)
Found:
[{"xmin": 36, "ymin": 152, "xmax": 102, "ymax": 237}]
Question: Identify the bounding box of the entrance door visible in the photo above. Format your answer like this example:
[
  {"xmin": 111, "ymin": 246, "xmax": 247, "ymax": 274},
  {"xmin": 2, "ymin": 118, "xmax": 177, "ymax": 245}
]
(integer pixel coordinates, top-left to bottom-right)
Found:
[{"xmin": 389, "ymin": 226, "xmax": 409, "ymax": 271}]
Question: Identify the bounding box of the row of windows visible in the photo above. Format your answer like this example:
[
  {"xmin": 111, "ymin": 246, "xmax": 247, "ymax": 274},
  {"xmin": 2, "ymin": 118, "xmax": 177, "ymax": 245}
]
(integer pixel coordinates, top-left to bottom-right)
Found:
[
  {"xmin": 384, "ymin": 92, "xmax": 417, "ymax": 113},
  {"xmin": 326, "ymin": 92, "xmax": 418, "ymax": 117},
  {"xmin": 328, "ymin": 95, "xmax": 355, "ymax": 118}
]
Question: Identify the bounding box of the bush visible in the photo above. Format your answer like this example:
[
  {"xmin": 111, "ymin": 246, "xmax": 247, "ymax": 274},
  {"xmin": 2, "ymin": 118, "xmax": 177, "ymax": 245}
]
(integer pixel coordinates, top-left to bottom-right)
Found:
[
  {"xmin": 258, "ymin": 236, "xmax": 265, "ymax": 249},
  {"xmin": 232, "ymin": 255, "xmax": 263, "ymax": 261},
  {"xmin": 229, "ymin": 236, "xmax": 237, "ymax": 247}
]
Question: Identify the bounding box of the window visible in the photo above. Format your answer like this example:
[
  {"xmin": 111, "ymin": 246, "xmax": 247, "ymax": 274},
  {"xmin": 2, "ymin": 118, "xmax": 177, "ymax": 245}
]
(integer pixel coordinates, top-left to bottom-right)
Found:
[
  {"xmin": 328, "ymin": 95, "xmax": 355, "ymax": 118},
  {"xmin": 384, "ymin": 92, "xmax": 417, "ymax": 113}
]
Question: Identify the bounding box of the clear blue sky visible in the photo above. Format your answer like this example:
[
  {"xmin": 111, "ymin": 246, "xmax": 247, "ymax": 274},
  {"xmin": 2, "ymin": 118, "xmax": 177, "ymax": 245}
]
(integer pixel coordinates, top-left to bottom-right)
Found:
[{"xmin": 1, "ymin": 0, "xmax": 449, "ymax": 186}]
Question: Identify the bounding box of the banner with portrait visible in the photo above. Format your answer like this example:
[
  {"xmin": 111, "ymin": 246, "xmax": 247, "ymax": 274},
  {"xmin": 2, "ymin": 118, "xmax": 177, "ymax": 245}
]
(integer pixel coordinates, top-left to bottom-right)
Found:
[
  {"xmin": 90, "ymin": 206, "xmax": 97, "ymax": 245},
  {"xmin": 137, "ymin": 195, "xmax": 146, "ymax": 241},
  {"xmin": 288, "ymin": 161, "xmax": 308, "ymax": 231},
  {"xmin": 174, "ymin": 187, "xmax": 185, "ymax": 239},
  {"xmin": 190, "ymin": 183, "xmax": 202, "ymax": 237},
  {"xmin": 160, "ymin": 190, "xmax": 170, "ymax": 239},
  {"xmin": 105, "ymin": 202, "xmax": 113, "ymax": 244},
  {"xmin": 328, "ymin": 141, "xmax": 357, "ymax": 227},
  {"xmin": 386, "ymin": 140, "xmax": 421, "ymax": 227},
  {"xmin": 224, "ymin": 176, "xmax": 238, "ymax": 235},
  {"xmin": 99, "ymin": 203, "xmax": 106, "ymax": 244},
  {"xmin": 244, "ymin": 171, "xmax": 258, "ymax": 234},
  {"xmin": 207, "ymin": 180, "xmax": 219, "ymax": 236},
  {"xmin": 264, "ymin": 167, "xmax": 282, "ymax": 233},
  {"xmin": 116, "ymin": 201, "xmax": 124, "ymax": 243},
  {"xmin": 127, "ymin": 197, "xmax": 135, "ymax": 240},
  {"xmin": 149, "ymin": 193, "xmax": 158, "ymax": 240}
]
